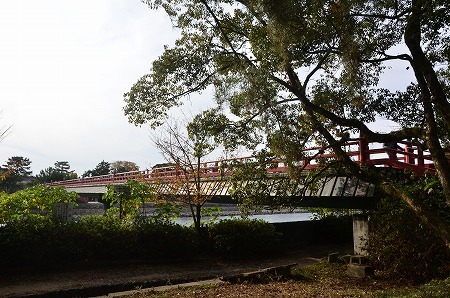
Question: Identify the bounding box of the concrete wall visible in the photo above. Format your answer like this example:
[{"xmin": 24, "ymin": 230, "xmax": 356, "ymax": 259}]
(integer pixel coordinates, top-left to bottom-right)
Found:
[{"xmin": 73, "ymin": 202, "xmax": 105, "ymax": 217}]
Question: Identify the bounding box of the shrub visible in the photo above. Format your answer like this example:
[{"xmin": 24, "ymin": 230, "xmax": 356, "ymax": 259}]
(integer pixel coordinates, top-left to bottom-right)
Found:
[
  {"xmin": 0, "ymin": 215, "xmax": 201, "ymax": 269},
  {"xmin": 136, "ymin": 220, "xmax": 200, "ymax": 259},
  {"xmin": 0, "ymin": 186, "xmax": 78, "ymax": 222},
  {"xmin": 369, "ymin": 195, "xmax": 449, "ymax": 284},
  {"xmin": 208, "ymin": 218, "xmax": 280, "ymax": 257},
  {"xmin": 0, "ymin": 215, "xmax": 51, "ymax": 266},
  {"xmin": 73, "ymin": 214, "xmax": 137, "ymax": 261}
]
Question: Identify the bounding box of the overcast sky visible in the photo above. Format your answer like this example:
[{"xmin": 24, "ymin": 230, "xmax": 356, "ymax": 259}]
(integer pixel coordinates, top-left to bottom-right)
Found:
[
  {"xmin": 0, "ymin": 1, "xmax": 414, "ymax": 176},
  {"xmin": 0, "ymin": 0, "xmax": 212, "ymax": 175}
]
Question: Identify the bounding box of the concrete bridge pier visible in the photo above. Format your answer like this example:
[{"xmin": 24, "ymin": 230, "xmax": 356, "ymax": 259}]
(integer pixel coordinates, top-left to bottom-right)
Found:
[
  {"xmin": 346, "ymin": 213, "xmax": 374, "ymax": 278},
  {"xmin": 353, "ymin": 213, "xmax": 369, "ymax": 256}
]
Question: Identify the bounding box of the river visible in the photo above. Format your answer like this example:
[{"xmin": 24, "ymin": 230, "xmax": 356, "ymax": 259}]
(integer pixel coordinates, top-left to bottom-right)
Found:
[{"xmin": 173, "ymin": 211, "xmax": 314, "ymax": 225}]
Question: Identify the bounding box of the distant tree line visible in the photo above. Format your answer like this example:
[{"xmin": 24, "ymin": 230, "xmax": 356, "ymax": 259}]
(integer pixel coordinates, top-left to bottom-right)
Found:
[
  {"xmin": 0, "ymin": 157, "xmax": 139, "ymax": 194},
  {"xmin": 37, "ymin": 161, "xmax": 78, "ymax": 184},
  {"xmin": 82, "ymin": 160, "xmax": 139, "ymax": 177}
]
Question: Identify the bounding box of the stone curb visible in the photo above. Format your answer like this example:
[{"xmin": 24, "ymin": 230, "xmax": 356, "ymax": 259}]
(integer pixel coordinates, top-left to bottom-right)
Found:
[
  {"xmin": 94, "ymin": 278, "xmax": 224, "ymax": 297},
  {"xmin": 220, "ymin": 263, "xmax": 298, "ymax": 283},
  {"xmin": 94, "ymin": 263, "xmax": 299, "ymax": 297}
]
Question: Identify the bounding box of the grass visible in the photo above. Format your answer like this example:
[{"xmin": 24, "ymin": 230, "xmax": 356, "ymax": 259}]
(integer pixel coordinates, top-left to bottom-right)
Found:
[
  {"xmin": 123, "ymin": 261, "xmax": 450, "ymax": 298},
  {"xmin": 375, "ymin": 278, "xmax": 450, "ymax": 298}
]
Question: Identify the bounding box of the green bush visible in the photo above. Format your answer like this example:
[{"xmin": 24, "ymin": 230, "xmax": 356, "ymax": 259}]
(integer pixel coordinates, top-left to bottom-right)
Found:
[
  {"xmin": 73, "ymin": 214, "xmax": 137, "ymax": 261},
  {"xmin": 0, "ymin": 215, "xmax": 49, "ymax": 266},
  {"xmin": 136, "ymin": 220, "xmax": 200, "ymax": 259},
  {"xmin": 0, "ymin": 186, "xmax": 78, "ymax": 222},
  {"xmin": 0, "ymin": 215, "xmax": 201, "ymax": 269},
  {"xmin": 208, "ymin": 218, "xmax": 280, "ymax": 257},
  {"xmin": 369, "ymin": 195, "xmax": 449, "ymax": 284}
]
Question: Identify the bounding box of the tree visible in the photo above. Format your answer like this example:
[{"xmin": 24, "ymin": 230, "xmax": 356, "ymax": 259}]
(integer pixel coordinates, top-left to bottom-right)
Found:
[
  {"xmin": 151, "ymin": 117, "xmax": 224, "ymax": 230},
  {"xmin": 54, "ymin": 161, "xmax": 71, "ymax": 174},
  {"xmin": 103, "ymin": 180, "xmax": 153, "ymax": 220},
  {"xmin": 0, "ymin": 185, "xmax": 78, "ymax": 222},
  {"xmin": 36, "ymin": 167, "xmax": 64, "ymax": 183},
  {"xmin": 0, "ymin": 156, "xmax": 32, "ymax": 193},
  {"xmin": 36, "ymin": 161, "xmax": 77, "ymax": 183},
  {"xmin": 125, "ymin": 1, "xmax": 449, "ymax": 246},
  {"xmin": 110, "ymin": 161, "xmax": 139, "ymax": 173},
  {"xmin": 83, "ymin": 160, "xmax": 111, "ymax": 177}
]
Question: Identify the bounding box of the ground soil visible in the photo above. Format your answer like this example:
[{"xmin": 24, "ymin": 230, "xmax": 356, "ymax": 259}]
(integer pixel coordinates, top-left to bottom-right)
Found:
[{"xmin": 0, "ymin": 243, "xmax": 353, "ymax": 298}]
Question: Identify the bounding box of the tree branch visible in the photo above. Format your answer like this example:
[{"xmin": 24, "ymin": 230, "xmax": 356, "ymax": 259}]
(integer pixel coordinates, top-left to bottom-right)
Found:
[
  {"xmin": 349, "ymin": 9, "xmax": 410, "ymax": 20},
  {"xmin": 359, "ymin": 53, "xmax": 412, "ymax": 64},
  {"xmin": 304, "ymin": 51, "xmax": 332, "ymax": 89}
]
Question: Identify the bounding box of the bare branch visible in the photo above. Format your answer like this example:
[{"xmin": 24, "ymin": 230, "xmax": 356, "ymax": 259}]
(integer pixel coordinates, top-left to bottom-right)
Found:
[{"xmin": 0, "ymin": 111, "xmax": 12, "ymax": 142}]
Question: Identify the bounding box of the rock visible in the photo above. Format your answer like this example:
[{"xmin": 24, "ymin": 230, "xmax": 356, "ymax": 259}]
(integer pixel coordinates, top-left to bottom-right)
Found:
[
  {"xmin": 346, "ymin": 264, "xmax": 374, "ymax": 278},
  {"xmin": 328, "ymin": 252, "xmax": 340, "ymax": 263}
]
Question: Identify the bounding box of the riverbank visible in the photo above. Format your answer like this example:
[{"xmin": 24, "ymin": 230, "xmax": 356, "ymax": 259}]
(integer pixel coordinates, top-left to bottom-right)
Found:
[
  {"xmin": 75, "ymin": 202, "xmax": 311, "ymax": 218},
  {"xmin": 74, "ymin": 201, "xmax": 313, "ymax": 224}
]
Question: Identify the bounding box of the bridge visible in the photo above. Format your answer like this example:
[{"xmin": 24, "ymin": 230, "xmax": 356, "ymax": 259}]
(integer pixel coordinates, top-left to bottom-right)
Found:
[{"xmin": 47, "ymin": 139, "xmax": 443, "ymax": 209}]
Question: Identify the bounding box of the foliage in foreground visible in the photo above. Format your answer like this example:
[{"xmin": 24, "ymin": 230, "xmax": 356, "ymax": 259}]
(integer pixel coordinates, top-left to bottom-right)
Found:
[
  {"xmin": 208, "ymin": 218, "xmax": 281, "ymax": 257},
  {"xmin": 369, "ymin": 182, "xmax": 450, "ymax": 284},
  {"xmin": 0, "ymin": 215, "xmax": 199, "ymax": 268},
  {"xmin": 0, "ymin": 185, "xmax": 78, "ymax": 223},
  {"xmin": 0, "ymin": 216, "xmax": 282, "ymax": 269}
]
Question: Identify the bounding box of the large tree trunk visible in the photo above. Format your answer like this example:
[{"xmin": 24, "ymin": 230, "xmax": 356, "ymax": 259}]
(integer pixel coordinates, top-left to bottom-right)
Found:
[
  {"xmin": 404, "ymin": 0, "xmax": 450, "ymax": 129},
  {"xmin": 404, "ymin": 0, "xmax": 450, "ymax": 204}
]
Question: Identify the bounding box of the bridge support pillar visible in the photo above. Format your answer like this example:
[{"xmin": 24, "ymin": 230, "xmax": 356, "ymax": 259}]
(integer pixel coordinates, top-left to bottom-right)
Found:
[{"xmin": 353, "ymin": 213, "xmax": 369, "ymax": 256}]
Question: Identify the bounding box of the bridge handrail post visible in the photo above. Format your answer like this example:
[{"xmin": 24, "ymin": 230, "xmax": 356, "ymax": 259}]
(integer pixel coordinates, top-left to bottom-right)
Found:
[
  {"xmin": 358, "ymin": 136, "xmax": 369, "ymax": 165},
  {"xmin": 404, "ymin": 141, "xmax": 415, "ymax": 164},
  {"xmin": 418, "ymin": 146, "xmax": 424, "ymax": 168}
]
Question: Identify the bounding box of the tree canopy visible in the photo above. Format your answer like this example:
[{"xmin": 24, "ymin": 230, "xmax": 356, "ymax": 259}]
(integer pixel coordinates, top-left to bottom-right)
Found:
[
  {"xmin": 125, "ymin": 0, "xmax": 448, "ymax": 188},
  {"xmin": 0, "ymin": 156, "xmax": 32, "ymax": 193},
  {"xmin": 110, "ymin": 161, "xmax": 139, "ymax": 173},
  {"xmin": 82, "ymin": 160, "xmax": 138, "ymax": 177},
  {"xmin": 82, "ymin": 160, "xmax": 111, "ymax": 177},
  {"xmin": 36, "ymin": 161, "xmax": 77, "ymax": 183},
  {"xmin": 125, "ymin": 0, "xmax": 449, "ymax": 245}
]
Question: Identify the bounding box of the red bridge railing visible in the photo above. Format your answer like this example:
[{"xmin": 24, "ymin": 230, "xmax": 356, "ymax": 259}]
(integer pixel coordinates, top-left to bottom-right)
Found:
[{"xmin": 47, "ymin": 139, "xmax": 447, "ymax": 188}]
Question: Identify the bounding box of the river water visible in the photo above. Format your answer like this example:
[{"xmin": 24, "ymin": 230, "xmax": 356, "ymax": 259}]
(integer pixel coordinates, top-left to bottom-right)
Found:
[{"xmin": 173, "ymin": 212, "xmax": 314, "ymax": 225}]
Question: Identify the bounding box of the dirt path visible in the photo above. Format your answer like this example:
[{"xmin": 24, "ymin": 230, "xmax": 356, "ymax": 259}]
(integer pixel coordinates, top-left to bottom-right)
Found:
[{"xmin": 0, "ymin": 243, "xmax": 352, "ymax": 297}]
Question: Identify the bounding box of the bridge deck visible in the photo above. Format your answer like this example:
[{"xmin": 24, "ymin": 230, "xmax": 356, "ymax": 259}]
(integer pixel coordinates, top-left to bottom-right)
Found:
[{"xmin": 47, "ymin": 139, "xmax": 447, "ymax": 209}]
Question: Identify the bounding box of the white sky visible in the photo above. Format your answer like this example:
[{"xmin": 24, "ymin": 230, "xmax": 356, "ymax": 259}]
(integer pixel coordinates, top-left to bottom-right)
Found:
[
  {"xmin": 0, "ymin": 0, "xmax": 211, "ymax": 175},
  {"xmin": 0, "ymin": 1, "xmax": 414, "ymax": 176}
]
